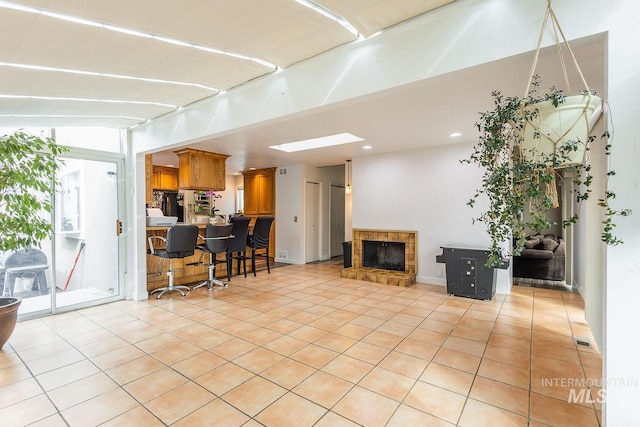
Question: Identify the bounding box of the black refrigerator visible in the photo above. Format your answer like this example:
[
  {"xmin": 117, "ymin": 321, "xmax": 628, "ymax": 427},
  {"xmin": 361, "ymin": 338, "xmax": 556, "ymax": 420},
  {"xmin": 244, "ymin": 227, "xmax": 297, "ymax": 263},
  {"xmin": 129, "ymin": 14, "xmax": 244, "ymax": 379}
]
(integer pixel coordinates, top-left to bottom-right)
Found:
[{"xmin": 161, "ymin": 192, "xmax": 184, "ymax": 223}]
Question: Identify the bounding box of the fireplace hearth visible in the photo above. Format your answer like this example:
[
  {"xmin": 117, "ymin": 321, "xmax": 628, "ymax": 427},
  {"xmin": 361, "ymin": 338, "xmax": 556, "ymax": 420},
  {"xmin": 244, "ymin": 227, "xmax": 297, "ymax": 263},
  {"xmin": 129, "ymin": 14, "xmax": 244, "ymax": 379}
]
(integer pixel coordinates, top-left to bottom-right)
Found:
[{"xmin": 341, "ymin": 229, "xmax": 417, "ymax": 287}]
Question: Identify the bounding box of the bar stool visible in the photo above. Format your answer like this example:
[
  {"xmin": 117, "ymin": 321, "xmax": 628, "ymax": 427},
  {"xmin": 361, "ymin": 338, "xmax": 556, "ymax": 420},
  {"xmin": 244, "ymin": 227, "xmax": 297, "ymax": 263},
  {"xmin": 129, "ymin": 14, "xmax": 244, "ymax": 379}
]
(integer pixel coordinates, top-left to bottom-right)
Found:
[
  {"xmin": 226, "ymin": 216, "xmax": 251, "ymax": 279},
  {"xmin": 148, "ymin": 225, "xmax": 199, "ymax": 299},
  {"xmin": 192, "ymin": 224, "xmax": 233, "ymax": 290},
  {"xmin": 247, "ymin": 216, "xmax": 274, "ymax": 276}
]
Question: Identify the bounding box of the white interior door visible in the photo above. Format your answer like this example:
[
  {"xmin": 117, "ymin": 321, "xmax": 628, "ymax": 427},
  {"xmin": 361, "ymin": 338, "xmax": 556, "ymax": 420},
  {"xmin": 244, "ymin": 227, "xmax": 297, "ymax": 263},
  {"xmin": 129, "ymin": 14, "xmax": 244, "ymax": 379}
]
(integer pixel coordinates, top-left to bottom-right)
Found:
[
  {"xmin": 305, "ymin": 181, "xmax": 320, "ymax": 263},
  {"xmin": 330, "ymin": 184, "xmax": 345, "ymax": 257}
]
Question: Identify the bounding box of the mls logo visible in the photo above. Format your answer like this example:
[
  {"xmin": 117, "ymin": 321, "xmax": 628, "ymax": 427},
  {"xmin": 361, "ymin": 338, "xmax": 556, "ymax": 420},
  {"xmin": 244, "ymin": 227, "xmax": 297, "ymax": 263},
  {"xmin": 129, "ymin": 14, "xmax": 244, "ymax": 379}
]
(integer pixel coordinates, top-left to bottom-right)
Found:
[{"xmin": 568, "ymin": 388, "xmax": 606, "ymax": 404}]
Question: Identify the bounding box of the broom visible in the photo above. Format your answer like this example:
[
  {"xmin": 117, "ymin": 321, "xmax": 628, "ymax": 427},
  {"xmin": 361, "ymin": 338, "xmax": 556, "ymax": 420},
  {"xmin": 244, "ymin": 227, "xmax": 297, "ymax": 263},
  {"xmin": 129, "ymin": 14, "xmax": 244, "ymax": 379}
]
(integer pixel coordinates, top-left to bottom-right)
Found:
[{"xmin": 63, "ymin": 242, "xmax": 86, "ymax": 291}]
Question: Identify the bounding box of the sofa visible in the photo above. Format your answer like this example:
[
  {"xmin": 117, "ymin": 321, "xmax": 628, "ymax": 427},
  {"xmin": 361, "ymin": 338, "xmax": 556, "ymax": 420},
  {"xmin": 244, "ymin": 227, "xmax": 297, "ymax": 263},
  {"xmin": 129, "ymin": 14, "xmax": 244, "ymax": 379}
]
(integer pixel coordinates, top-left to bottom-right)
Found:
[{"xmin": 512, "ymin": 234, "xmax": 565, "ymax": 282}]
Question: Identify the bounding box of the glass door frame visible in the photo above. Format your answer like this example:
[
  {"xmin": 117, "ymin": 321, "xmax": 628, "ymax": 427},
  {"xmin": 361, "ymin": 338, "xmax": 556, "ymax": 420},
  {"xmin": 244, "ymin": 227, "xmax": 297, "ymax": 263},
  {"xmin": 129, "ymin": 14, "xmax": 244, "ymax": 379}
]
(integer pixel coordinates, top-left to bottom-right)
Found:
[{"xmin": 18, "ymin": 148, "xmax": 126, "ymax": 320}]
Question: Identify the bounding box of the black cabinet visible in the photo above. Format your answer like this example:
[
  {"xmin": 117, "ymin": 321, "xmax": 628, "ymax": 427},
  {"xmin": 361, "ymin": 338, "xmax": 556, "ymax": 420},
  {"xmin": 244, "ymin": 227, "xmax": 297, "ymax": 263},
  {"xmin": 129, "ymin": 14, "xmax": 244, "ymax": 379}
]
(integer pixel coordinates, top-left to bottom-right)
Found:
[
  {"xmin": 436, "ymin": 247, "xmax": 507, "ymax": 300},
  {"xmin": 342, "ymin": 241, "xmax": 352, "ymax": 268}
]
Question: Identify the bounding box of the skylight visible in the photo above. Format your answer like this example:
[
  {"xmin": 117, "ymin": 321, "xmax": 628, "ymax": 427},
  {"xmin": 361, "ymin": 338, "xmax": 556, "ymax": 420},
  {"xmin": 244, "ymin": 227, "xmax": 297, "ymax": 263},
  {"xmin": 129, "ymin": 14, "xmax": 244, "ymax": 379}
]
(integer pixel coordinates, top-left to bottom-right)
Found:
[
  {"xmin": 0, "ymin": 94, "xmax": 177, "ymax": 109},
  {"xmin": 0, "ymin": 1, "xmax": 277, "ymax": 70},
  {"xmin": 269, "ymin": 133, "xmax": 364, "ymax": 153},
  {"xmin": 0, "ymin": 61, "xmax": 219, "ymax": 92},
  {"xmin": 294, "ymin": 0, "xmax": 360, "ymax": 37}
]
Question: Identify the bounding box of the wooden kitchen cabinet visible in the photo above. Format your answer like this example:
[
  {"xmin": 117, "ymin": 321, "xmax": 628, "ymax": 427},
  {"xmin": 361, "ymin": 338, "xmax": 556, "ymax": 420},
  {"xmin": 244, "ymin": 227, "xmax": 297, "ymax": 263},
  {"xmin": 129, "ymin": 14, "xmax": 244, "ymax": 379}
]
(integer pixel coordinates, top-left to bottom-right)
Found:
[
  {"xmin": 242, "ymin": 167, "xmax": 276, "ymax": 263},
  {"xmin": 174, "ymin": 148, "xmax": 229, "ymax": 190},
  {"xmin": 145, "ymin": 154, "xmax": 153, "ymax": 204},
  {"xmin": 242, "ymin": 168, "xmax": 276, "ymax": 215},
  {"xmin": 152, "ymin": 166, "xmax": 179, "ymax": 191}
]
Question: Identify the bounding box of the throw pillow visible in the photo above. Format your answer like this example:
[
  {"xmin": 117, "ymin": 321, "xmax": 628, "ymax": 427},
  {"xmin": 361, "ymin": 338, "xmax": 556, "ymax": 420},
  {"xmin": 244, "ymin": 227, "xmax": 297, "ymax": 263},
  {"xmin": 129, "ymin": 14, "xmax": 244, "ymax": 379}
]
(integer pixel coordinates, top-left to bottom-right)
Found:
[
  {"xmin": 525, "ymin": 239, "xmax": 540, "ymax": 249},
  {"xmin": 540, "ymin": 237, "xmax": 559, "ymax": 252}
]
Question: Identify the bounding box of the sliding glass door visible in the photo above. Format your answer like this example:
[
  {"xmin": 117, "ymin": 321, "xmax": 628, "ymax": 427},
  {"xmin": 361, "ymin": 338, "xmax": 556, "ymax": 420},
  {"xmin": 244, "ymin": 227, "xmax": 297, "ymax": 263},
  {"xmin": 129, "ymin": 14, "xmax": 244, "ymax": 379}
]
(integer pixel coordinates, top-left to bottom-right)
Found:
[
  {"xmin": 16, "ymin": 155, "xmax": 124, "ymax": 317},
  {"xmin": 54, "ymin": 157, "xmax": 122, "ymax": 309}
]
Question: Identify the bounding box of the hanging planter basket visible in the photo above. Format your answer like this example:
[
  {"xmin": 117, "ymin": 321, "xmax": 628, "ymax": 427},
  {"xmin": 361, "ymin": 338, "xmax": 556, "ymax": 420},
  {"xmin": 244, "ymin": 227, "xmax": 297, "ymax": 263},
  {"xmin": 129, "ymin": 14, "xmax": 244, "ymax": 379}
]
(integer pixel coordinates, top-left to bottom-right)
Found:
[
  {"xmin": 519, "ymin": 94, "xmax": 602, "ymax": 166},
  {"xmin": 515, "ymin": 1, "xmax": 603, "ymax": 167},
  {"xmin": 464, "ymin": 0, "xmax": 631, "ymax": 267}
]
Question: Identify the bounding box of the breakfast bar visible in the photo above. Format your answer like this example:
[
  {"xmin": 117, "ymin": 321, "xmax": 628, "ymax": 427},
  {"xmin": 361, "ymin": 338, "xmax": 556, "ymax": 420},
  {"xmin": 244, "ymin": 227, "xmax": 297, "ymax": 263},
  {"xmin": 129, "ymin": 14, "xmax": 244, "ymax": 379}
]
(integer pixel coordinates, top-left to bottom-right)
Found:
[{"xmin": 146, "ymin": 223, "xmax": 211, "ymax": 292}]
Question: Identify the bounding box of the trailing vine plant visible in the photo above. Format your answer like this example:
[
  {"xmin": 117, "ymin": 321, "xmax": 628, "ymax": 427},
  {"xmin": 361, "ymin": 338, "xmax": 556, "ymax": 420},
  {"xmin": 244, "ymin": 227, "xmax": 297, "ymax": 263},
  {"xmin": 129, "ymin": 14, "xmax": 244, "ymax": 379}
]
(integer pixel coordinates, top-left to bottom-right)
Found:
[{"xmin": 462, "ymin": 76, "xmax": 631, "ymax": 267}]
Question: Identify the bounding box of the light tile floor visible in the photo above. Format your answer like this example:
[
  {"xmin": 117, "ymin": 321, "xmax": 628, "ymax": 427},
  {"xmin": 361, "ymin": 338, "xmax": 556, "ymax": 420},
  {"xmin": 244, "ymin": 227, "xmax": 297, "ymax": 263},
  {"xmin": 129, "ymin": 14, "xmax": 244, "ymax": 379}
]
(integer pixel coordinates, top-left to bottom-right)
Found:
[{"xmin": 0, "ymin": 262, "xmax": 602, "ymax": 426}]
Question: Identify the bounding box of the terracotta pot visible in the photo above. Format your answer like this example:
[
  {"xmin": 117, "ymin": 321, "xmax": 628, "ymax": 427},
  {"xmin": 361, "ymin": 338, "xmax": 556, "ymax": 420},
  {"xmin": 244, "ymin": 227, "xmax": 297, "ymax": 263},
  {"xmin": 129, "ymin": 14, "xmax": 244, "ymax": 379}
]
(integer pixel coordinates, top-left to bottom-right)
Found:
[{"xmin": 0, "ymin": 297, "xmax": 21, "ymax": 350}]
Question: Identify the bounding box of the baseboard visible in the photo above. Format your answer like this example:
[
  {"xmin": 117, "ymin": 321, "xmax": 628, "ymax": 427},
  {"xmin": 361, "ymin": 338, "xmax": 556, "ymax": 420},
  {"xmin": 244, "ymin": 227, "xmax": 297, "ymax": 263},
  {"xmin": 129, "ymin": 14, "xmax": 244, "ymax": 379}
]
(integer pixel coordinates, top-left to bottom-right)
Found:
[
  {"xmin": 275, "ymin": 257, "xmax": 304, "ymax": 265},
  {"xmin": 130, "ymin": 290, "xmax": 150, "ymax": 301},
  {"xmin": 417, "ymin": 275, "xmax": 446, "ymax": 286},
  {"xmin": 514, "ymin": 277, "xmax": 573, "ymax": 291}
]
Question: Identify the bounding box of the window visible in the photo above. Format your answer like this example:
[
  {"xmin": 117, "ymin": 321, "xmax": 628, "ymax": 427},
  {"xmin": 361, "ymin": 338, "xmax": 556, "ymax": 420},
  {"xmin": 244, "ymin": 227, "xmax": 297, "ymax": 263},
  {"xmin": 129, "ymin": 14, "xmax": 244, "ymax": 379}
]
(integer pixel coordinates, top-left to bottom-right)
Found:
[
  {"xmin": 236, "ymin": 186, "xmax": 244, "ymax": 213},
  {"xmin": 54, "ymin": 127, "xmax": 121, "ymax": 152},
  {"xmin": 58, "ymin": 168, "xmax": 82, "ymax": 232}
]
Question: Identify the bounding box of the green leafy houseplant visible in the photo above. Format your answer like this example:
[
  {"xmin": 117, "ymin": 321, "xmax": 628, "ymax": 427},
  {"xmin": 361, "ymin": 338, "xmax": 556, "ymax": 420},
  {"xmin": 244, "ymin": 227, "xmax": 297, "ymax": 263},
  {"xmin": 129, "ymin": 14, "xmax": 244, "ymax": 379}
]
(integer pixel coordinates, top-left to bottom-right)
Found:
[
  {"xmin": 0, "ymin": 130, "xmax": 68, "ymax": 349},
  {"xmin": 462, "ymin": 77, "xmax": 631, "ymax": 267},
  {"xmin": 0, "ymin": 131, "xmax": 69, "ymax": 253},
  {"xmin": 461, "ymin": 1, "xmax": 632, "ymax": 268}
]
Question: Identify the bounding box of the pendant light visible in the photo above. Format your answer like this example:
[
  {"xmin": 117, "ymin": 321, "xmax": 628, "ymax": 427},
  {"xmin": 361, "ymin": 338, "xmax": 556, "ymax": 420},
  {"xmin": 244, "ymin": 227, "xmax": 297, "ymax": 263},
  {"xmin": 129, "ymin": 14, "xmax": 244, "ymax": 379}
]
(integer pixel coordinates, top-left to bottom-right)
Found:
[{"xmin": 345, "ymin": 159, "xmax": 352, "ymax": 194}]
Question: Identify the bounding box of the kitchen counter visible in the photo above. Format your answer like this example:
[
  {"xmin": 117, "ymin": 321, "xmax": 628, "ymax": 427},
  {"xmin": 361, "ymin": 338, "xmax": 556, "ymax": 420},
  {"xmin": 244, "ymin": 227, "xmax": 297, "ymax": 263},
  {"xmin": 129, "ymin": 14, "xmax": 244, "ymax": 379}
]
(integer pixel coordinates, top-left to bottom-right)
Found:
[{"xmin": 146, "ymin": 222, "xmax": 209, "ymax": 231}]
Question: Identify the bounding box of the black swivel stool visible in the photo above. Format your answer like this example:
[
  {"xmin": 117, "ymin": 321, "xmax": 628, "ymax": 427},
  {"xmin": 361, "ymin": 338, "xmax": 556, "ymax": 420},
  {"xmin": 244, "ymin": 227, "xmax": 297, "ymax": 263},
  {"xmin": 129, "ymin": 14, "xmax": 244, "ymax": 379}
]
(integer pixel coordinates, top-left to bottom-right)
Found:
[
  {"xmin": 247, "ymin": 216, "xmax": 274, "ymax": 276},
  {"xmin": 226, "ymin": 216, "xmax": 251, "ymax": 279},
  {"xmin": 148, "ymin": 225, "xmax": 199, "ymax": 299},
  {"xmin": 192, "ymin": 224, "xmax": 233, "ymax": 291}
]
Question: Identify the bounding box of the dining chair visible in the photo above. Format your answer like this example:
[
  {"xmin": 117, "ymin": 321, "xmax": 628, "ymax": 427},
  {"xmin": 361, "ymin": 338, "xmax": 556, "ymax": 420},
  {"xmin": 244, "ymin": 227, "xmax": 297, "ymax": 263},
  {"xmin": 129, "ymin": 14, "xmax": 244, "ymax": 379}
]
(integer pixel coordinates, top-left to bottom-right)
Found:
[
  {"xmin": 247, "ymin": 216, "xmax": 274, "ymax": 276},
  {"xmin": 148, "ymin": 225, "xmax": 199, "ymax": 299},
  {"xmin": 192, "ymin": 224, "xmax": 233, "ymax": 290}
]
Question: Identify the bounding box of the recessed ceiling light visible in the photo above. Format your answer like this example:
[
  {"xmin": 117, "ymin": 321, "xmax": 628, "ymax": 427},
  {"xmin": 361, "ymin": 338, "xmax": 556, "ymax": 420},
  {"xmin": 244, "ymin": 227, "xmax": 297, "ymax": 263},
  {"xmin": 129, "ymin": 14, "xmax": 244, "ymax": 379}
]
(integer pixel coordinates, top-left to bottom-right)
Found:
[
  {"xmin": 449, "ymin": 132, "xmax": 462, "ymax": 137},
  {"xmin": 362, "ymin": 145, "xmax": 373, "ymax": 150},
  {"xmin": 249, "ymin": 167, "xmax": 257, "ymax": 170},
  {"xmin": 269, "ymin": 133, "xmax": 364, "ymax": 153}
]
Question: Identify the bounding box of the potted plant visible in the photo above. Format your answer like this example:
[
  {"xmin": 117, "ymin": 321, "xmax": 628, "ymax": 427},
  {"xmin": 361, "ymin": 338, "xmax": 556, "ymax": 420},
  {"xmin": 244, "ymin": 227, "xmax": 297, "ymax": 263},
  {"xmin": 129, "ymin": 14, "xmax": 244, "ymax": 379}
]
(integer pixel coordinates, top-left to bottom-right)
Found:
[
  {"xmin": 0, "ymin": 130, "xmax": 68, "ymax": 349},
  {"xmin": 205, "ymin": 190, "xmax": 222, "ymax": 223},
  {"xmin": 461, "ymin": 2, "xmax": 631, "ymax": 268},
  {"xmin": 463, "ymin": 77, "xmax": 631, "ymax": 267},
  {"xmin": 519, "ymin": 90, "xmax": 602, "ymax": 167}
]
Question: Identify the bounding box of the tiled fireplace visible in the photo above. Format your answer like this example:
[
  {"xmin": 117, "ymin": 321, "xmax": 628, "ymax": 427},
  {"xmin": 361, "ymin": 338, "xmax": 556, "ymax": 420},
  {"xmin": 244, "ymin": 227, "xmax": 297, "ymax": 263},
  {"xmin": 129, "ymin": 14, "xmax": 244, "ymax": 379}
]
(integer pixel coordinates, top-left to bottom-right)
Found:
[{"xmin": 341, "ymin": 228, "xmax": 417, "ymax": 287}]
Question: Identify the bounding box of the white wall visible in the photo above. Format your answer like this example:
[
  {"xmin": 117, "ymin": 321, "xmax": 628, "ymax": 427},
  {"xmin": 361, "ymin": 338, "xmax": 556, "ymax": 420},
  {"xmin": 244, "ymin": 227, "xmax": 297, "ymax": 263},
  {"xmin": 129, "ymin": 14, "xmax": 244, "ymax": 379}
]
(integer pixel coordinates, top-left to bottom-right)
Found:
[
  {"xmin": 275, "ymin": 164, "xmax": 305, "ymax": 264},
  {"xmin": 350, "ymin": 142, "xmax": 511, "ymax": 294},
  {"xmin": 345, "ymin": 162, "xmax": 353, "ymax": 243},
  {"xmin": 274, "ymin": 164, "xmax": 344, "ymax": 264},
  {"xmin": 599, "ymin": 2, "xmax": 640, "ymax": 421}
]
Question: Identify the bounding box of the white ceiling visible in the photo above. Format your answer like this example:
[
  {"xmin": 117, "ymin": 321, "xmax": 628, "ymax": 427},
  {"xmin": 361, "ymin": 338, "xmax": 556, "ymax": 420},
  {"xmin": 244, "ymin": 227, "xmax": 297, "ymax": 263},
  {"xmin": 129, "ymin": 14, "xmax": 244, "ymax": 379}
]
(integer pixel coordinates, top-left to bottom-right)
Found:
[
  {"xmin": 0, "ymin": 0, "xmax": 453, "ymax": 128},
  {"xmin": 0, "ymin": 0, "xmax": 604, "ymax": 174}
]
